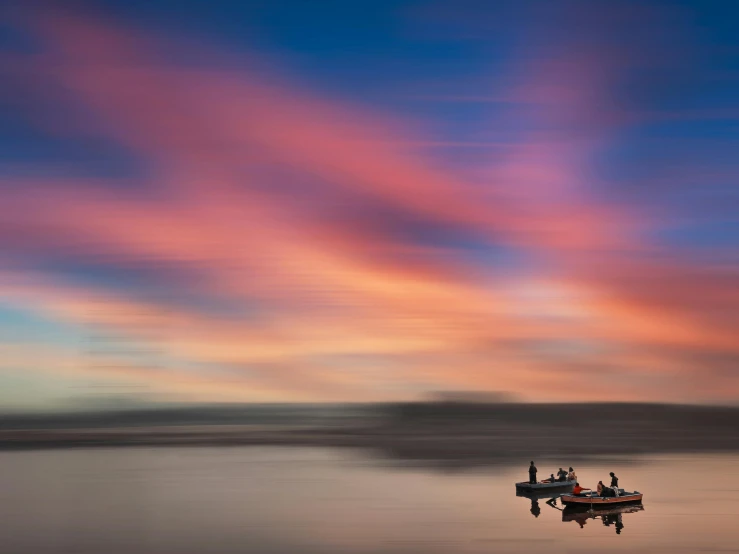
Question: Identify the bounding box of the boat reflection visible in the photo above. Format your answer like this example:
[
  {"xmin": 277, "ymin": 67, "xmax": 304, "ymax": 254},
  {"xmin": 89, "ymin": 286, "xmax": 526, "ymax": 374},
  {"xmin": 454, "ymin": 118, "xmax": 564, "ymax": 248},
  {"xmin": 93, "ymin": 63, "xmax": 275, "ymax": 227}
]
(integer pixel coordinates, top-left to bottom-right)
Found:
[
  {"xmin": 561, "ymin": 503, "xmax": 645, "ymax": 533},
  {"xmin": 516, "ymin": 488, "xmax": 644, "ymax": 531},
  {"xmin": 516, "ymin": 488, "xmax": 563, "ymax": 519}
]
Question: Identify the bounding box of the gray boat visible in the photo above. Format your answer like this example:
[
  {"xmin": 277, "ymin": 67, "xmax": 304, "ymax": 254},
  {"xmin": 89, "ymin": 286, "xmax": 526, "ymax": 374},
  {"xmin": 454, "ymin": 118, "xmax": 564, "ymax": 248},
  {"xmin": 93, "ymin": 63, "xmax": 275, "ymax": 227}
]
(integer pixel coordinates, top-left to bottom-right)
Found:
[{"xmin": 515, "ymin": 480, "xmax": 576, "ymax": 493}]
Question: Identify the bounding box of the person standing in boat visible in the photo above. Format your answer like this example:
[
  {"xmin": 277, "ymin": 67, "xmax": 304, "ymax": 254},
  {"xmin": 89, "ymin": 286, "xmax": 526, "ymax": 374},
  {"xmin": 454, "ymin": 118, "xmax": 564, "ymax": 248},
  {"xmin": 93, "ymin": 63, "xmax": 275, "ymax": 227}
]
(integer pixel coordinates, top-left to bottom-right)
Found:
[
  {"xmin": 610, "ymin": 472, "xmax": 619, "ymax": 488},
  {"xmin": 529, "ymin": 461, "xmax": 537, "ymax": 484},
  {"xmin": 610, "ymin": 472, "xmax": 620, "ymax": 496},
  {"xmin": 567, "ymin": 467, "xmax": 577, "ymax": 481},
  {"xmin": 557, "ymin": 467, "xmax": 568, "ymax": 482}
]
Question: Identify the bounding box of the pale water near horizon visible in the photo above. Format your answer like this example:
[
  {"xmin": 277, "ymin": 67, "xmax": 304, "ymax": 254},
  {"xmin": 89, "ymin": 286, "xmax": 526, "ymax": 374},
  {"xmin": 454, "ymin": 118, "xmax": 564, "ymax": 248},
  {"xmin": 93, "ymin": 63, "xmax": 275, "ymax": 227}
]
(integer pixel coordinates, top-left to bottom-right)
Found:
[{"xmin": 0, "ymin": 447, "xmax": 737, "ymax": 553}]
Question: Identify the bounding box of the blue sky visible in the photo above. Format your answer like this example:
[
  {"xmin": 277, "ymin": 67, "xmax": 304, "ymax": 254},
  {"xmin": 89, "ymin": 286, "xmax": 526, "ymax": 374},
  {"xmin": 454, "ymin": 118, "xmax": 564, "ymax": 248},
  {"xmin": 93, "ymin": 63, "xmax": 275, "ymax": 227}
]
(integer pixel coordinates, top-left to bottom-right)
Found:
[{"xmin": 0, "ymin": 0, "xmax": 737, "ymax": 407}]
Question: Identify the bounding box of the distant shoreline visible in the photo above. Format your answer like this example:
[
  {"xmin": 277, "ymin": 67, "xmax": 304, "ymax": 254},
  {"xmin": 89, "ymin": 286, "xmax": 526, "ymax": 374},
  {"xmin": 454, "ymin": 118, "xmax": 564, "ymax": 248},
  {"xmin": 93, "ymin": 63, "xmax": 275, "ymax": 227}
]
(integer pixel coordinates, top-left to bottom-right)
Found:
[{"xmin": 2, "ymin": 402, "xmax": 738, "ymax": 466}]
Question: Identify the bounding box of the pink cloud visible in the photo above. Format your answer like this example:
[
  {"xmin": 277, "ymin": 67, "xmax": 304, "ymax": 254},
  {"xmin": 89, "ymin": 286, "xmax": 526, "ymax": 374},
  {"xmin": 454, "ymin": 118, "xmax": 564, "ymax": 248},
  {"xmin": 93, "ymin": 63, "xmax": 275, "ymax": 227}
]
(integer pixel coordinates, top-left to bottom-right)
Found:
[{"xmin": 0, "ymin": 9, "xmax": 735, "ymax": 404}]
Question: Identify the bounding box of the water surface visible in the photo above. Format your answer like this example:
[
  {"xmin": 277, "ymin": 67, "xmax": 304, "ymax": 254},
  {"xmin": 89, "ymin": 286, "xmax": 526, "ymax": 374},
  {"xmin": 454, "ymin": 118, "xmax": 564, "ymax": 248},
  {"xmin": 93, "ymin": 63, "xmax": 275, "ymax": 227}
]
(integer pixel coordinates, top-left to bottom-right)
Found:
[{"xmin": 0, "ymin": 447, "xmax": 736, "ymax": 553}]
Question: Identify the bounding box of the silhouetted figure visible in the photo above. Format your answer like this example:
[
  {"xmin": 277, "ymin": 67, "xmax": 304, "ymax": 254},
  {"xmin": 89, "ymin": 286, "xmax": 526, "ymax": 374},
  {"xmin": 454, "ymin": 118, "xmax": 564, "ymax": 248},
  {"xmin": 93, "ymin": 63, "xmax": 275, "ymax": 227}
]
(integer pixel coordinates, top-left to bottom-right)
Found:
[
  {"xmin": 557, "ymin": 467, "xmax": 568, "ymax": 482},
  {"xmin": 530, "ymin": 499, "xmax": 541, "ymax": 518},
  {"xmin": 529, "ymin": 461, "xmax": 537, "ymax": 484},
  {"xmin": 615, "ymin": 514, "xmax": 624, "ymax": 534},
  {"xmin": 610, "ymin": 472, "xmax": 619, "ymax": 488}
]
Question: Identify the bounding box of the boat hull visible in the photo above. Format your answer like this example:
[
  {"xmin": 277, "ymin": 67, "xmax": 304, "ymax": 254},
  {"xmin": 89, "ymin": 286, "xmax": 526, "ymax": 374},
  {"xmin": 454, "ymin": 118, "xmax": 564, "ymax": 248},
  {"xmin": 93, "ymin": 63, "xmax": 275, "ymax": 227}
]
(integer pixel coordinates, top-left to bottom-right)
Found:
[
  {"xmin": 515, "ymin": 480, "xmax": 575, "ymax": 493},
  {"xmin": 561, "ymin": 492, "xmax": 643, "ymax": 506},
  {"xmin": 516, "ymin": 488, "xmax": 569, "ymax": 500}
]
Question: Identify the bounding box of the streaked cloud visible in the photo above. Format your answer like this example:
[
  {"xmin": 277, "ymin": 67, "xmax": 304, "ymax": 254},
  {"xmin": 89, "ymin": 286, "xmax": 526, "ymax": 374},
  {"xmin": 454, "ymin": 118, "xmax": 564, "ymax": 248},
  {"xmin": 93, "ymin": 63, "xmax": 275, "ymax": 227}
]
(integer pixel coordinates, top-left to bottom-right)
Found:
[{"xmin": 1, "ymin": 2, "xmax": 737, "ymax": 406}]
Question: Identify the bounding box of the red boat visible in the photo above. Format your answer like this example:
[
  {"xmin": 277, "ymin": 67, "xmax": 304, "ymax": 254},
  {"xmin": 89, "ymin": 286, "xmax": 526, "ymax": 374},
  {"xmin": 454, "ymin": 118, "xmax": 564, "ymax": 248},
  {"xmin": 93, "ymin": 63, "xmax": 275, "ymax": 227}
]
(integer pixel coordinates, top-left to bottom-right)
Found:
[{"xmin": 560, "ymin": 490, "xmax": 643, "ymax": 507}]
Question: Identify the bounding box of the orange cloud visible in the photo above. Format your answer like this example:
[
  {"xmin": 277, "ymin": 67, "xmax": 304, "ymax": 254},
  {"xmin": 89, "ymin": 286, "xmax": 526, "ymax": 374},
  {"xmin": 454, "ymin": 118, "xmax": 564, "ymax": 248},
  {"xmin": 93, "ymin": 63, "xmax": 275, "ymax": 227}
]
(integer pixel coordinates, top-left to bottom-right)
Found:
[{"xmin": 0, "ymin": 9, "xmax": 736, "ymax": 405}]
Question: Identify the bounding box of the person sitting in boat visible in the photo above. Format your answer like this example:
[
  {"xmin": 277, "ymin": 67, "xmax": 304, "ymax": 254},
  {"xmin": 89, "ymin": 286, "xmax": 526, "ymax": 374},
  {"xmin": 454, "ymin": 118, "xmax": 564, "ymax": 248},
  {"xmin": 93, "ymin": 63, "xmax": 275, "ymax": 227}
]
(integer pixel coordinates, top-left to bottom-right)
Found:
[
  {"xmin": 557, "ymin": 468, "xmax": 568, "ymax": 482},
  {"xmin": 528, "ymin": 461, "xmax": 537, "ymax": 484},
  {"xmin": 567, "ymin": 467, "xmax": 577, "ymax": 481},
  {"xmin": 547, "ymin": 473, "xmax": 556, "ymax": 483},
  {"xmin": 597, "ymin": 480, "xmax": 606, "ymax": 496},
  {"xmin": 600, "ymin": 484, "xmax": 619, "ymax": 498},
  {"xmin": 572, "ymin": 482, "xmax": 590, "ymax": 496}
]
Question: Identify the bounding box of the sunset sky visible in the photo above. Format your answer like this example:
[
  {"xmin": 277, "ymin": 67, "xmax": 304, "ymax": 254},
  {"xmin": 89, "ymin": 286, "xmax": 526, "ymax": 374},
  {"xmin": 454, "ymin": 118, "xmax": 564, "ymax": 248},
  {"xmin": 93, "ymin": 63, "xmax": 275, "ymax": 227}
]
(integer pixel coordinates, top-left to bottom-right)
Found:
[{"xmin": 1, "ymin": 0, "xmax": 737, "ymax": 409}]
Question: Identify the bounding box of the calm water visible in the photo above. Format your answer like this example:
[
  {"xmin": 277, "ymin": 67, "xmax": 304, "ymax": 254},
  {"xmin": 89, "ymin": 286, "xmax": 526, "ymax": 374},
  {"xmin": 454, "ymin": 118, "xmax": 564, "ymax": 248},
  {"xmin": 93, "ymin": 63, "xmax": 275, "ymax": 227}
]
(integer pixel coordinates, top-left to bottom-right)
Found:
[{"xmin": 0, "ymin": 447, "xmax": 737, "ymax": 553}]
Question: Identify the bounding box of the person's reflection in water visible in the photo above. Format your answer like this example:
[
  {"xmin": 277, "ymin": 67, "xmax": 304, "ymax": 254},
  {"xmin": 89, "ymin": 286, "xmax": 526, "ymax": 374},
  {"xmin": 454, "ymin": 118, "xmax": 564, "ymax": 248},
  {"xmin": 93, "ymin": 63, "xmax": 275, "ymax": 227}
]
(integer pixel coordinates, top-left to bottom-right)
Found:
[
  {"xmin": 573, "ymin": 513, "xmax": 588, "ymax": 529},
  {"xmin": 530, "ymin": 499, "xmax": 541, "ymax": 518},
  {"xmin": 601, "ymin": 513, "xmax": 624, "ymax": 534},
  {"xmin": 615, "ymin": 514, "xmax": 624, "ymax": 535}
]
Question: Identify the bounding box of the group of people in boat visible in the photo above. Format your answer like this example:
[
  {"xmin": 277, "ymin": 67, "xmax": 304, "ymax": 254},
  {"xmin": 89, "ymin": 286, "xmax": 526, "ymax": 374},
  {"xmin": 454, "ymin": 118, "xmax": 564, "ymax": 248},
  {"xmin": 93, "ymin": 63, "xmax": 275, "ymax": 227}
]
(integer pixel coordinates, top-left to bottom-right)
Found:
[
  {"xmin": 594, "ymin": 472, "xmax": 620, "ymax": 497},
  {"xmin": 529, "ymin": 461, "xmax": 621, "ymax": 496},
  {"xmin": 571, "ymin": 473, "xmax": 620, "ymax": 497},
  {"xmin": 528, "ymin": 461, "xmax": 577, "ymax": 484}
]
